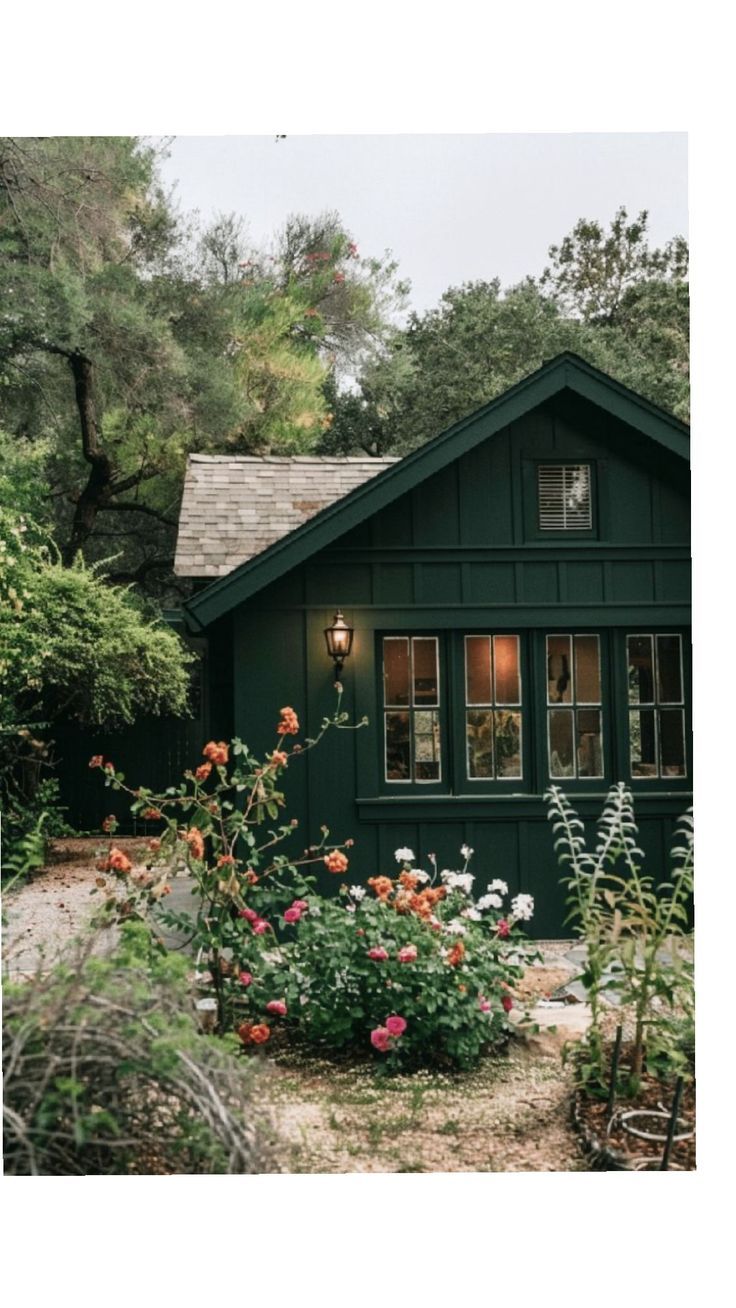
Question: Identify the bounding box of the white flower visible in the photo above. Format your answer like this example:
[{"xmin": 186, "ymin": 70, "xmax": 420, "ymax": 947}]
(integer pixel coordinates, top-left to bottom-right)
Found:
[
  {"xmin": 440, "ymin": 870, "xmax": 474, "ymax": 894},
  {"xmin": 511, "ymin": 892, "xmax": 535, "ymax": 922},
  {"xmin": 488, "ymin": 879, "xmax": 509, "ymax": 896},
  {"xmin": 412, "ymin": 868, "xmax": 430, "ymax": 884},
  {"xmin": 461, "ymin": 907, "xmax": 481, "ymax": 921},
  {"xmin": 394, "ymin": 847, "xmax": 415, "ymax": 863},
  {"xmin": 345, "ymin": 903, "xmax": 356, "ymax": 913},
  {"xmin": 349, "ymin": 884, "xmax": 366, "ymax": 901},
  {"xmin": 445, "ymin": 920, "xmax": 468, "ymax": 936},
  {"xmin": 460, "ymin": 844, "xmax": 474, "ymax": 860},
  {"xmin": 476, "ymin": 892, "xmax": 503, "ymax": 912}
]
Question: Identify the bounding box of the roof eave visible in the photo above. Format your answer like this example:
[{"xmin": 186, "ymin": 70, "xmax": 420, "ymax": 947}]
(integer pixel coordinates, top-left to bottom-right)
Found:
[{"xmin": 185, "ymin": 353, "xmax": 689, "ymax": 628}]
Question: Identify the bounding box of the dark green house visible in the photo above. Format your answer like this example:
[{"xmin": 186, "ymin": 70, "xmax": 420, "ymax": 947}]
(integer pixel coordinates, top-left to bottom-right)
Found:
[{"xmin": 64, "ymin": 354, "xmax": 691, "ymax": 938}]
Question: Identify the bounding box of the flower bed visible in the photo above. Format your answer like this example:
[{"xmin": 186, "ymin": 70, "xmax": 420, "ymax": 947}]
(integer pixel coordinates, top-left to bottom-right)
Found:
[{"xmin": 88, "ymin": 700, "xmax": 538, "ymax": 1072}]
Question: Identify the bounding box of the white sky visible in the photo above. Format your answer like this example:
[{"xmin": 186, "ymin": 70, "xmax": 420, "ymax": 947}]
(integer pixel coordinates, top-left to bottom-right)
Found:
[{"xmin": 160, "ymin": 133, "xmax": 688, "ymax": 313}]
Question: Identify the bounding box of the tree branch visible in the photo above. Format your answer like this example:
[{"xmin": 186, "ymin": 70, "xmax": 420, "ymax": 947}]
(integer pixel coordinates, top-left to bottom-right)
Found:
[{"xmin": 98, "ymin": 501, "xmax": 178, "ymax": 528}]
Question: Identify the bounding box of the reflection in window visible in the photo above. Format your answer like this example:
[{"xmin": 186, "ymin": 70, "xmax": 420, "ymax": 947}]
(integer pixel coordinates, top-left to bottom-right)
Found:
[
  {"xmin": 546, "ymin": 634, "xmax": 603, "ymax": 779},
  {"xmin": 465, "ymin": 636, "xmax": 522, "ymax": 780},
  {"xmin": 627, "ymin": 634, "xmax": 686, "ymax": 778},
  {"xmin": 383, "ymin": 637, "xmax": 441, "ymax": 782}
]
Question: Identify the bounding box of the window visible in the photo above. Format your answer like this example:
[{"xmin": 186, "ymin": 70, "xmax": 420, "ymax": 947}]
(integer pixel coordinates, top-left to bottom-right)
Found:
[
  {"xmin": 627, "ymin": 634, "xmax": 686, "ymax": 778},
  {"xmin": 383, "ymin": 637, "xmax": 441, "ymax": 782},
  {"xmin": 538, "ymin": 464, "xmax": 592, "ymax": 531},
  {"xmin": 464, "ymin": 635, "xmax": 522, "ymax": 779},
  {"xmin": 546, "ymin": 634, "xmax": 603, "ymax": 778}
]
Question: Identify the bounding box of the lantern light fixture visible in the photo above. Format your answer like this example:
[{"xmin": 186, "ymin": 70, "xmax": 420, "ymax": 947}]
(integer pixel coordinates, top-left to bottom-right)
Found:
[{"xmin": 324, "ymin": 609, "xmax": 354, "ymax": 681}]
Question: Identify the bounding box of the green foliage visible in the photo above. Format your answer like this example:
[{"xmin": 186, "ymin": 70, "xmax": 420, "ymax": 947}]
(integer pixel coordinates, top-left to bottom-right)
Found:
[
  {"xmin": 545, "ymin": 784, "xmax": 694, "ymax": 1093},
  {"xmin": 325, "ymin": 207, "xmax": 689, "ymax": 456},
  {"xmin": 90, "ymin": 713, "xmax": 535, "ymax": 1071},
  {"xmin": 2, "ymin": 922, "xmax": 277, "ymax": 1175}
]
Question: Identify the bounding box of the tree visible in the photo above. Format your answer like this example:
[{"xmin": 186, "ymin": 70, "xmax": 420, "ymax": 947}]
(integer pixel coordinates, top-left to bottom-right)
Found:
[
  {"xmin": 325, "ymin": 208, "xmax": 689, "ymax": 455},
  {"xmin": 540, "ymin": 206, "xmax": 688, "ymax": 326}
]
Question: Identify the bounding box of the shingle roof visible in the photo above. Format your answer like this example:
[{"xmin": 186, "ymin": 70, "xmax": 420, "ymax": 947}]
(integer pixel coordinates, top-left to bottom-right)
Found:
[{"xmin": 174, "ymin": 453, "xmax": 399, "ymax": 578}]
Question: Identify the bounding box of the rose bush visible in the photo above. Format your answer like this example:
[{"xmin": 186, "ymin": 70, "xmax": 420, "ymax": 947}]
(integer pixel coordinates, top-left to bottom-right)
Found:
[{"xmin": 90, "ymin": 720, "xmax": 537, "ymax": 1072}]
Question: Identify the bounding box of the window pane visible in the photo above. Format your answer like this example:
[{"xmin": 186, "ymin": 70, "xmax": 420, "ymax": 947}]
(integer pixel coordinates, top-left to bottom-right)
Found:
[
  {"xmin": 384, "ymin": 638, "xmax": 409, "ymax": 706},
  {"xmin": 494, "ymin": 636, "xmax": 520, "ymax": 704},
  {"xmin": 574, "ymin": 635, "xmax": 601, "ymax": 704},
  {"xmin": 467, "ymin": 710, "xmax": 494, "ymax": 778},
  {"xmin": 660, "ymin": 709, "xmax": 686, "ymax": 777},
  {"xmin": 414, "ymin": 710, "xmax": 441, "ymax": 780},
  {"xmin": 577, "ymin": 709, "xmax": 603, "ymax": 778},
  {"xmin": 628, "ymin": 636, "xmax": 654, "ymax": 704},
  {"xmin": 385, "ymin": 711, "xmax": 410, "ymax": 780},
  {"xmin": 465, "ymin": 636, "xmax": 492, "ymax": 705},
  {"xmin": 549, "ymin": 709, "xmax": 575, "ymax": 777},
  {"xmin": 547, "ymin": 635, "xmax": 572, "ymax": 704},
  {"xmin": 657, "ymin": 636, "xmax": 683, "ymax": 704},
  {"xmin": 630, "ymin": 709, "xmax": 658, "ymax": 777},
  {"xmin": 495, "ymin": 710, "xmax": 522, "ymax": 778},
  {"xmin": 412, "ymin": 638, "xmax": 439, "ymax": 706}
]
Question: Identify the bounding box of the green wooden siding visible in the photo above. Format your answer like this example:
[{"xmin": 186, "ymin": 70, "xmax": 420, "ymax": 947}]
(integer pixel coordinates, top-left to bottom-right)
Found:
[{"xmin": 217, "ymin": 395, "xmax": 690, "ymax": 938}]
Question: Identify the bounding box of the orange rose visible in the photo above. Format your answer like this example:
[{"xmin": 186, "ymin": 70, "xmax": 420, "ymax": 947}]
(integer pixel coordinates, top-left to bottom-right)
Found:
[
  {"xmin": 203, "ymin": 741, "xmax": 229, "ymax": 766},
  {"xmin": 185, "ymin": 828, "xmax": 205, "ymax": 860},
  {"xmin": 250, "ymin": 1024, "xmax": 271, "ymax": 1045},
  {"xmin": 217, "ymin": 854, "xmax": 236, "ymax": 867},
  {"xmin": 368, "ymin": 875, "xmax": 394, "ymax": 900},
  {"xmin": 148, "ymin": 839, "xmax": 161, "ymax": 852},
  {"xmin": 244, "ymin": 869, "xmax": 259, "ymax": 885},
  {"xmin": 107, "ymin": 847, "xmax": 132, "ymax": 873},
  {"xmin": 141, "ymin": 807, "xmax": 162, "ymax": 821},
  {"xmin": 195, "ymin": 762, "xmax": 212, "ymax": 781},
  {"xmin": 268, "ymin": 750, "xmax": 288, "ymax": 768},
  {"xmin": 447, "ymin": 941, "xmax": 465, "ymax": 968},
  {"xmin": 276, "ymin": 706, "xmax": 300, "ymax": 736},
  {"xmin": 399, "ymin": 870, "xmax": 419, "ymax": 891},
  {"xmin": 324, "ymin": 849, "xmax": 349, "ymax": 875}
]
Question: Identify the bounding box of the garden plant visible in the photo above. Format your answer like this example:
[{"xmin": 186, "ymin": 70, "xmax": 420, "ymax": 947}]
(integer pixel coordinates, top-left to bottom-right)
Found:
[
  {"xmin": 89, "ymin": 697, "xmax": 537, "ymax": 1070},
  {"xmin": 545, "ymin": 782, "xmax": 694, "ymax": 1095}
]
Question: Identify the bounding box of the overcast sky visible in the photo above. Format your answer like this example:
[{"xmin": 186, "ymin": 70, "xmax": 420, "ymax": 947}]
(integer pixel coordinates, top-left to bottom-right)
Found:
[{"xmin": 160, "ymin": 134, "xmax": 688, "ymax": 315}]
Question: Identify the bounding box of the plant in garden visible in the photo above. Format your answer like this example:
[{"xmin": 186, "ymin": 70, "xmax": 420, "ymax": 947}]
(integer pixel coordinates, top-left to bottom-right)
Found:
[
  {"xmin": 90, "ymin": 719, "xmax": 536, "ymax": 1071},
  {"xmin": 89, "ymin": 696, "xmax": 366, "ymax": 1038},
  {"xmin": 2, "ymin": 922, "xmax": 278, "ymax": 1175},
  {"xmin": 545, "ymin": 783, "xmax": 694, "ymax": 1093},
  {"xmin": 274, "ymin": 847, "xmax": 538, "ymax": 1070}
]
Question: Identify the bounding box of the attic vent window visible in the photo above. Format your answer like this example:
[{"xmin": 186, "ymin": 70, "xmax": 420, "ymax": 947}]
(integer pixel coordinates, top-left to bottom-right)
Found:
[{"xmin": 538, "ymin": 464, "xmax": 592, "ymax": 531}]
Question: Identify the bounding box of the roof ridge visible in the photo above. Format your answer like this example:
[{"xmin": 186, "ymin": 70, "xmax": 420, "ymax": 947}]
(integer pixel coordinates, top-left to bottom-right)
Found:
[{"xmin": 189, "ymin": 453, "xmax": 399, "ymax": 465}]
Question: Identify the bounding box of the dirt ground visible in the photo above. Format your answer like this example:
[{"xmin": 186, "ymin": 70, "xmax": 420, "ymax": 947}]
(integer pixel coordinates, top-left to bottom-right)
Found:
[{"xmin": 3, "ymin": 838, "xmax": 588, "ymax": 1173}]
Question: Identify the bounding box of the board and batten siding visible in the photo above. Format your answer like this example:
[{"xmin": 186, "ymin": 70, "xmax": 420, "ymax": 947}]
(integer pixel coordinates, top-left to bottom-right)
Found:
[{"xmin": 226, "ymin": 394, "xmax": 690, "ymax": 938}]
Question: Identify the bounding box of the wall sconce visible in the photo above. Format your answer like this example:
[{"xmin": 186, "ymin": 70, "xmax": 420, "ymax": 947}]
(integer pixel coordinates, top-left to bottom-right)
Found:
[{"xmin": 324, "ymin": 609, "xmax": 354, "ymax": 681}]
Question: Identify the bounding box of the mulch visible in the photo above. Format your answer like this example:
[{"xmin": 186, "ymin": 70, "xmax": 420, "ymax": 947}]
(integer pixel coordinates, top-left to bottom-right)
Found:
[{"xmin": 574, "ymin": 1072, "xmax": 695, "ymax": 1170}]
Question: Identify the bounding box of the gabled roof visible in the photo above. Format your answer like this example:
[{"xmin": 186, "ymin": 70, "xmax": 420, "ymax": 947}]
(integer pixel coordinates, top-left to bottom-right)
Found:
[
  {"xmin": 174, "ymin": 454, "xmax": 398, "ymax": 578},
  {"xmin": 184, "ymin": 353, "xmax": 690, "ymax": 629}
]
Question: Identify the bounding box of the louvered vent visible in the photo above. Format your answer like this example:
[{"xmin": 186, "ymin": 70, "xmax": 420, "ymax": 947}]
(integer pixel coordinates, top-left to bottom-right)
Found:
[{"xmin": 538, "ymin": 464, "xmax": 592, "ymax": 530}]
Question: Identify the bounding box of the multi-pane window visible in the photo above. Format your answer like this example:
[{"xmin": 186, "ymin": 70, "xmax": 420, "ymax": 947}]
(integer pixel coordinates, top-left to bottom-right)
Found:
[
  {"xmin": 546, "ymin": 634, "xmax": 603, "ymax": 778},
  {"xmin": 538, "ymin": 464, "xmax": 592, "ymax": 531},
  {"xmin": 627, "ymin": 634, "xmax": 686, "ymax": 778},
  {"xmin": 383, "ymin": 637, "xmax": 441, "ymax": 782},
  {"xmin": 464, "ymin": 636, "xmax": 522, "ymax": 779}
]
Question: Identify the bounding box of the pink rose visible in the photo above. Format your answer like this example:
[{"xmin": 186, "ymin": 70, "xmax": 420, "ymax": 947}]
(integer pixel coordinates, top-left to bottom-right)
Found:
[
  {"xmin": 291, "ymin": 899, "xmax": 308, "ymax": 912},
  {"xmin": 266, "ymin": 999, "xmax": 287, "ymax": 1016},
  {"xmin": 367, "ymin": 946, "xmax": 389, "ymax": 962},
  {"xmin": 478, "ymin": 995, "xmax": 491, "ymax": 1013},
  {"xmin": 252, "ymin": 918, "xmax": 269, "ymax": 935},
  {"xmin": 239, "ymin": 971, "xmax": 253, "ymax": 987},
  {"xmin": 496, "ymin": 918, "xmax": 510, "ymax": 939},
  {"xmin": 397, "ymin": 945, "xmax": 417, "ymax": 963},
  {"xmin": 239, "ymin": 907, "xmax": 258, "ymax": 923},
  {"xmin": 370, "ymin": 1026, "xmax": 392, "ymax": 1052},
  {"xmin": 385, "ymin": 1015, "xmax": 407, "ymax": 1037},
  {"xmin": 283, "ymin": 907, "xmax": 301, "ymax": 923}
]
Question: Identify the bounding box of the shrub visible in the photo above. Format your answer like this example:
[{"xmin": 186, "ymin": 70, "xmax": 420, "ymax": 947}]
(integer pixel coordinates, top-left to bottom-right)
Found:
[
  {"xmin": 89, "ymin": 713, "xmax": 537, "ymax": 1071},
  {"xmin": 2, "ymin": 923, "xmax": 278, "ymax": 1175}
]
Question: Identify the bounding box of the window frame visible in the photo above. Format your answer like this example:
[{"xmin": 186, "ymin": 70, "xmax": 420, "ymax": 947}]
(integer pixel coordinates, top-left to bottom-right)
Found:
[
  {"xmin": 460, "ymin": 633, "xmax": 525, "ymax": 789},
  {"xmin": 378, "ymin": 631, "xmax": 449, "ymax": 793},
  {"xmin": 622, "ymin": 630, "xmax": 689, "ymax": 783},
  {"xmin": 522, "ymin": 458, "xmax": 599, "ymax": 542}
]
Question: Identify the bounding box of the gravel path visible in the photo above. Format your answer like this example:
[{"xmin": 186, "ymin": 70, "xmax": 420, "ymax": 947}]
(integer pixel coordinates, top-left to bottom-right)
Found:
[{"xmin": 3, "ymin": 839, "xmax": 590, "ymax": 1172}]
